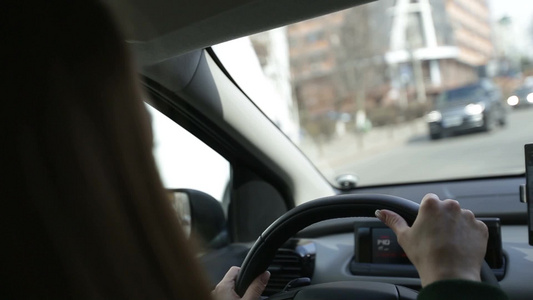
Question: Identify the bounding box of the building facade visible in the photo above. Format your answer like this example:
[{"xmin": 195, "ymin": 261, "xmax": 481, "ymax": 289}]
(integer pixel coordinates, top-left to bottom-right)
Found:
[{"xmin": 286, "ymin": 0, "xmax": 494, "ymax": 128}]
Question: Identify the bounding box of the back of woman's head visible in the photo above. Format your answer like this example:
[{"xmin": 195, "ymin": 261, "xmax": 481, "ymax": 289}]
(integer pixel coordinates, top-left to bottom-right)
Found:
[{"xmin": 2, "ymin": 1, "xmax": 212, "ymax": 298}]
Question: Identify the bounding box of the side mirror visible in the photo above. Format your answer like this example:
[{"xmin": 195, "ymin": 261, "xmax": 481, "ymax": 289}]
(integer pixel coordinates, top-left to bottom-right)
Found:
[{"xmin": 167, "ymin": 189, "xmax": 229, "ymax": 249}]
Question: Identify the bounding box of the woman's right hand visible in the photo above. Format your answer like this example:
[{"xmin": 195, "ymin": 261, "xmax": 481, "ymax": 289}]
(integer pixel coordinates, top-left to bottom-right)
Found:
[{"xmin": 375, "ymin": 193, "xmax": 489, "ymax": 287}]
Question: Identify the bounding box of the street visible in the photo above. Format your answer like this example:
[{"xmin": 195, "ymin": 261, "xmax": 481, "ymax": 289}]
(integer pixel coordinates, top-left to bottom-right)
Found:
[{"xmin": 334, "ymin": 108, "xmax": 533, "ymax": 186}]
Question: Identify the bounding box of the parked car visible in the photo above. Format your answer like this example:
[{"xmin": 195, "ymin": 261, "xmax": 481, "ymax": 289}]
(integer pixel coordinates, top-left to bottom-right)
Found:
[
  {"xmin": 507, "ymin": 85, "xmax": 533, "ymax": 108},
  {"xmin": 426, "ymin": 80, "xmax": 507, "ymax": 140}
]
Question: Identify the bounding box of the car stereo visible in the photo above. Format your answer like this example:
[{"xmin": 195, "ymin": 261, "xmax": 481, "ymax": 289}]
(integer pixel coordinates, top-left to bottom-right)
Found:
[{"xmin": 351, "ymin": 219, "xmax": 505, "ymax": 279}]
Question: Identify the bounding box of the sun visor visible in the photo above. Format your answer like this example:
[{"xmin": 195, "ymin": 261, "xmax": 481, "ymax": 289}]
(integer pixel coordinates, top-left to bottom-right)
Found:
[{"xmin": 105, "ymin": 0, "xmax": 374, "ymax": 65}]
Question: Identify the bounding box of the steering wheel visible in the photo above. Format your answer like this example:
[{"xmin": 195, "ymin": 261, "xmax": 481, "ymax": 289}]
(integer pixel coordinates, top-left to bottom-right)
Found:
[{"xmin": 235, "ymin": 194, "xmax": 498, "ymax": 299}]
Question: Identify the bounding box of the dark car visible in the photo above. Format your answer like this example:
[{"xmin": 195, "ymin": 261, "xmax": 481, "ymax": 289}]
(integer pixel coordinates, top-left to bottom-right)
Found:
[
  {"xmin": 426, "ymin": 80, "xmax": 507, "ymax": 140},
  {"xmin": 507, "ymin": 85, "xmax": 533, "ymax": 108}
]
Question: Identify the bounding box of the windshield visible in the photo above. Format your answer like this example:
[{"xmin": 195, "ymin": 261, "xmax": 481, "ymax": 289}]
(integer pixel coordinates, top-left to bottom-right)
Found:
[
  {"xmin": 514, "ymin": 87, "xmax": 531, "ymax": 96},
  {"xmin": 213, "ymin": 0, "xmax": 533, "ymax": 187},
  {"xmin": 436, "ymin": 85, "xmax": 483, "ymax": 106}
]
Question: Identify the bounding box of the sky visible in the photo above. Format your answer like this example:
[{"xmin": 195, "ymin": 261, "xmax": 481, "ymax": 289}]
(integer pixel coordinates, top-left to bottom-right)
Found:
[
  {"xmin": 488, "ymin": 0, "xmax": 533, "ymax": 57},
  {"xmin": 146, "ymin": 104, "xmax": 230, "ymax": 201},
  {"xmin": 488, "ymin": 0, "xmax": 533, "ymax": 26}
]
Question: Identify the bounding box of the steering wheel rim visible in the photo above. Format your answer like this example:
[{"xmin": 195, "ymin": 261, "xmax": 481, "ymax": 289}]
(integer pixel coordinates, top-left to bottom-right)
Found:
[{"xmin": 235, "ymin": 194, "xmax": 498, "ymax": 297}]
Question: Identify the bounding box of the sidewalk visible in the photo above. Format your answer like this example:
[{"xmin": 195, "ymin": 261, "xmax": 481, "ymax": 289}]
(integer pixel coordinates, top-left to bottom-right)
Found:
[{"xmin": 299, "ymin": 118, "xmax": 428, "ymax": 172}]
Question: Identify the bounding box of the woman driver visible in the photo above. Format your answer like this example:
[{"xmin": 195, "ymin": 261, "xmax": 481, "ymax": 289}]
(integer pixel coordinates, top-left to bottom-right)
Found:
[{"xmin": 2, "ymin": 1, "xmax": 507, "ymax": 299}]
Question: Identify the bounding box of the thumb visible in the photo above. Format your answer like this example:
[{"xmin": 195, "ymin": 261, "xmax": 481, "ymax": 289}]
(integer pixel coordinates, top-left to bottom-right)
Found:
[
  {"xmin": 375, "ymin": 209, "xmax": 409, "ymax": 237},
  {"xmin": 242, "ymin": 271, "xmax": 270, "ymax": 300}
]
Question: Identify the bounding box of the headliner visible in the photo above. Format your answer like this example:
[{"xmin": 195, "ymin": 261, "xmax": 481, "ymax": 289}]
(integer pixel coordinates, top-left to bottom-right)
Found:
[{"xmin": 106, "ymin": 0, "xmax": 373, "ymax": 65}]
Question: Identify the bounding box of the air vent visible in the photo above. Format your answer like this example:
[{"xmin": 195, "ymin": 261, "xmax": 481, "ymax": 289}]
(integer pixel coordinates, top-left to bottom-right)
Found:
[{"xmin": 263, "ymin": 241, "xmax": 315, "ymax": 296}]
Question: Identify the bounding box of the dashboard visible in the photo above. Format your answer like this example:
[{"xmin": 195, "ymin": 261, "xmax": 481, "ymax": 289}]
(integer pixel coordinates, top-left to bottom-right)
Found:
[
  {"xmin": 349, "ymin": 218, "xmax": 504, "ymax": 278},
  {"xmin": 298, "ymin": 176, "xmax": 533, "ymax": 300},
  {"xmin": 295, "ymin": 224, "xmax": 530, "ymax": 300},
  {"xmin": 201, "ymin": 176, "xmax": 533, "ymax": 300}
]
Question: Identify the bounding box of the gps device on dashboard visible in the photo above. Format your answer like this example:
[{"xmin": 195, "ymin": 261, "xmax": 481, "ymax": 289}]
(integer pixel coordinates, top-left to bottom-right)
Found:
[{"xmin": 524, "ymin": 144, "xmax": 533, "ymax": 246}]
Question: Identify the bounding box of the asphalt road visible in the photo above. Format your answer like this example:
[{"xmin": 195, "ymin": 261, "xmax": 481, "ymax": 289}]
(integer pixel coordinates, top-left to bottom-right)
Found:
[{"xmin": 335, "ymin": 108, "xmax": 533, "ymax": 186}]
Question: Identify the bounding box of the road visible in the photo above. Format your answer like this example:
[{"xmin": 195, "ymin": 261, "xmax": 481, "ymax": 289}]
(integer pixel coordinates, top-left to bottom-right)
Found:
[{"xmin": 334, "ymin": 108, "xmax": 533, "ymax": 186}]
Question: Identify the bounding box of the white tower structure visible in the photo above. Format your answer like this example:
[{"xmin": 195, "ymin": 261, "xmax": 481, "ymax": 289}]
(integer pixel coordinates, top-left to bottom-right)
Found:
[{"xmin": 387, "ymin": 0, "xmax": 460, "ymax": 88}]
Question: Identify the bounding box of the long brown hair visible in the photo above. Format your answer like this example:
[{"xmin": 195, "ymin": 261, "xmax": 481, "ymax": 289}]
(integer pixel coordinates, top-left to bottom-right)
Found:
[{"xmin": 2, "ymin": 1, "xmax": 212, "ymax": 298}]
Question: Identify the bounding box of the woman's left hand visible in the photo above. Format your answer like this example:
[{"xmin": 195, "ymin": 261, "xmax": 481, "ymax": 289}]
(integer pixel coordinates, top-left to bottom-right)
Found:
[{"xmin": 212, "ymin": 266, "xmax": 270, "ymax": 300}]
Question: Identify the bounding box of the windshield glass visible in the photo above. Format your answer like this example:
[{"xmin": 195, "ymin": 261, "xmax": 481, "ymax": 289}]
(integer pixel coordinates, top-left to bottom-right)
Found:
[
  {"xmin": 436, "ymin": 85, "xmax": 483, "ymax": 106},
  {"xmin": 514, "ymin": 87, "xmax": 530, "ymax": 96},
  {"xmin": 213, "ymin": 0, "xmax": 533, "ymax": 187}
]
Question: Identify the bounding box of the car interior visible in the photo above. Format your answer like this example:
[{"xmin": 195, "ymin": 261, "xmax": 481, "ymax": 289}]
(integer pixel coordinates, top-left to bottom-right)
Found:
[{"xmin": 107, "ymin": 0, "xmax": 533, "ymax": 299}]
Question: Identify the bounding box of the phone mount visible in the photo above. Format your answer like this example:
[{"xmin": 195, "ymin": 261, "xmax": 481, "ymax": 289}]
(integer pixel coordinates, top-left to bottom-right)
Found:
[{"xmin": 523, "ymin": 144, "xmax": 533, "ymax": 246}]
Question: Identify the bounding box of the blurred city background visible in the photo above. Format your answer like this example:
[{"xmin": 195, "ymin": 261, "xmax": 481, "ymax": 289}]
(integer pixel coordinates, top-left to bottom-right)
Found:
[{"xmin": 212, "ymin": 0, "xmax": 533, "ymax": 186}]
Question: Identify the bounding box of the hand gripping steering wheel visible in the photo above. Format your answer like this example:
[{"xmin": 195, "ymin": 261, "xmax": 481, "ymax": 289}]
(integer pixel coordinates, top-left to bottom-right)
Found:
[{"xmin": 235, "ymin": 194, "xmax": 498, "ymax": 299}]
